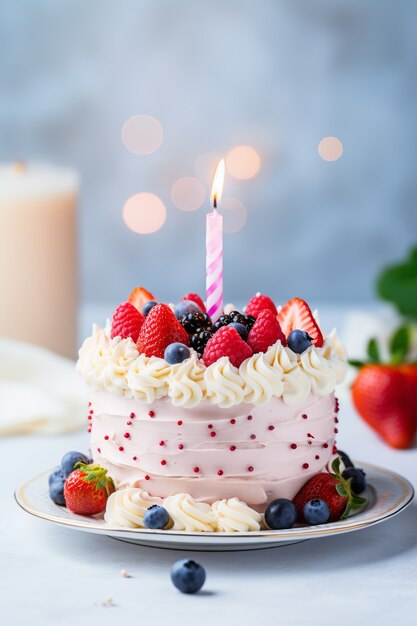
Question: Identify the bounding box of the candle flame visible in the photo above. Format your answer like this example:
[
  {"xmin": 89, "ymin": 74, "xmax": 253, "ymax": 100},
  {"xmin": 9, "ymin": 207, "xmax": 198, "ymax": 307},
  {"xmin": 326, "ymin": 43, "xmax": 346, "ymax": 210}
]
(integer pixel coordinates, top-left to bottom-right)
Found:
[{"xmin": 210, "ymin": 158, "xmax": 225, "ymax": 208}]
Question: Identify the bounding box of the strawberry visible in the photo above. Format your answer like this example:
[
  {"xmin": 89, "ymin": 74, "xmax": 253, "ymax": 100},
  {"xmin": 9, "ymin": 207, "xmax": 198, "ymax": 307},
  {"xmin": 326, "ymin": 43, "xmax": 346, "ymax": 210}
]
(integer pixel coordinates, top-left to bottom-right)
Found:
[
  {"xmin": 247, "ymin": 309, "xmax": 287, "ymax": 353},
  {"xmin": 110, "ymin": 301, "xmax": 145, "ymax": 342},
  {"xmin": 137, "ymin": 303, "xmax": 189, "ymax": 358},
  {"xmin": 245, "ymin": 294, "xmax": 277, "ymax": 319},
  {"xmin": 64, "ymin": 463, "xmax": 115, "ymax": 516},
  {"xmin": 180, "ymin": 292, "xmax": 206, "ymax": 313},
  {"xmin": 128, "ymin": 286, "xmax": 156, "ymax": 313},
  {"xmin": 277, "ymin": 297, "xmax": 323, "ymax": 347},
  {"xmin": 351, "ymin": 364, "xmax": 416, "ymax": 449},
  {"xmin": 203, "ymin": 326, "xmax": 252, "ymax": 368},
  {"xmin": 293, "ymin": 457, "xmax": 366, "ymax": 522}
]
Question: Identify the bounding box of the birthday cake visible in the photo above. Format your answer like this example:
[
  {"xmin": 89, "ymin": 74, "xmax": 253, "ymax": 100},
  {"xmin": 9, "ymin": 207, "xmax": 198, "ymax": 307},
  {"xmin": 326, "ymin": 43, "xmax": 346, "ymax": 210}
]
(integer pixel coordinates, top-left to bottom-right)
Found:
[{"xmin": 76, "ymin": 289, "xmax": 347, "ymax": 513}]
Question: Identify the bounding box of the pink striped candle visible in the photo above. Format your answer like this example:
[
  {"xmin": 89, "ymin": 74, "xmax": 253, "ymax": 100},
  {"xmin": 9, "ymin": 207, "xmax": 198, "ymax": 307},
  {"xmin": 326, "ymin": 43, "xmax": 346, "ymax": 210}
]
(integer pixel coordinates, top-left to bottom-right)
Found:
[{"xmin": 206, "ymin": 159, "xmax": 225, "ymax": 322}]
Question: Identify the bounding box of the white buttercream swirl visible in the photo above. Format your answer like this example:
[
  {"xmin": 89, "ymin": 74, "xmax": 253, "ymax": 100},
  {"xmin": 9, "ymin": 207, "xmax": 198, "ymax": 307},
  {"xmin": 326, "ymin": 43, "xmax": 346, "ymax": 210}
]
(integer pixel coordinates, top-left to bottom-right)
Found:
[
  {"xmin": 163, "ymin": 493, "xmax": 217, "ymax": 531},
  {"xmin": 265, "ymin": 342, "xmax": 311, "ymax": 405},
  {"xmin": 212, "ymin": 498, "xmax": 262, "ymax": 532},
  {"xmin": 168, "ymin": 354, "xmax": 206, "ymax": 408},
  {"xmin": 240, "ymin": 350, "xmax": 283, "ymax": 405},
  {"xmin": 299, "ymin": 346, "xmax": 337, "ymax": 395},
  {"xmin": 126, "ymin": 355, "xmax": 170, "ymax": 403},
  {"xmin": 204, "ymin": 357, "xmax": 245, "ymax": 408},
  {"xmin": 102, "ymin": 338, "xmax": 139, "ymax": 395},
  {"xmin": 76, "ymin": 324, "xmax": 113, "ymax": 389},
  {"xmin": 104, "ymin": 488, "xmax": 162, "ymax": 528}
]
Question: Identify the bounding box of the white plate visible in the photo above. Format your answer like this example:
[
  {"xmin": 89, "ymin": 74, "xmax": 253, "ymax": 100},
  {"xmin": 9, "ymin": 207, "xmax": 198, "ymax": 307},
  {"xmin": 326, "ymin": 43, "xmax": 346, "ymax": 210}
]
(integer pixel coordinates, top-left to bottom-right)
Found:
[{"xmin": 15, "ymin": 462, "xmax": 414, "ymax": 551}]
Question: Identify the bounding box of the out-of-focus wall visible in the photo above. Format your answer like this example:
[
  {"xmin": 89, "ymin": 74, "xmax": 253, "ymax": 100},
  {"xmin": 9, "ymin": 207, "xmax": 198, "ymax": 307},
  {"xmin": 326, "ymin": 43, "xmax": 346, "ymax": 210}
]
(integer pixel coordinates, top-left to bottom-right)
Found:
[{"xmin": 1, "ymin": 0, "xmax": 416, "ymax": 306}]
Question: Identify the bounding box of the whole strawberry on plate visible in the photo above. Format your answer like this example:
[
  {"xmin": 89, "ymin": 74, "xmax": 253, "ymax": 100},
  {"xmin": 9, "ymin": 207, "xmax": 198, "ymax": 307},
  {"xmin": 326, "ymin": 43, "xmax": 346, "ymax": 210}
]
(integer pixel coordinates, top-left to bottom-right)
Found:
[
  {"xmin": 350, "ymin": 327, "xmax": 417, "ymax": 449},
  {"xmin": 293, "ymin": 457, "xmax": 366, "ymax": 523},
  {"xmin": 64, "ymin": 463, "xmax": 115, "ymax": 516}
]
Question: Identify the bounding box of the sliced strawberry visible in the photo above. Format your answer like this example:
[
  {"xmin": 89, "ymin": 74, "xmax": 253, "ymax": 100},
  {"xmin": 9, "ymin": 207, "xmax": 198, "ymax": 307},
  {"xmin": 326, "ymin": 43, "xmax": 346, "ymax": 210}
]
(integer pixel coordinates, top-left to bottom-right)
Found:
[
  {"xmin": 277, "ymin": 298, "xmax": 323, "ymax": 347},
  {"xmin": 128, "ymin": 286, "xmax": 156, "ymax": 313}
]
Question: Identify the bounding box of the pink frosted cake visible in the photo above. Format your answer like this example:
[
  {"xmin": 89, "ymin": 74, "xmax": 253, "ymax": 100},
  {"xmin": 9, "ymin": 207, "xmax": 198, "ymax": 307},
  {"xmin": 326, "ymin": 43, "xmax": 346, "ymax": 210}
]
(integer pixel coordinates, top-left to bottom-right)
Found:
[{"xmin": 77, "ymin": 291, "xmax": 347, "ymax": 510}]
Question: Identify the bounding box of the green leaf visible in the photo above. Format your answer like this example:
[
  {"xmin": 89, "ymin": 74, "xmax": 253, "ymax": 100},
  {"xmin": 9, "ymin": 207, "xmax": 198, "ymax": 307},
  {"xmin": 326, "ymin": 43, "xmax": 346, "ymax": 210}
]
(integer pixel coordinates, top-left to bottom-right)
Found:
[
  {"xmin": 389, "ymin": 326, "xmax": 411, "ymax": 362},
  {"xmin": 376, "ymin": 247, "xmax": 417, "ymax": 319},
  {"xmin": 336, "ymin": 483, "xmax": 347, "ymax": 497},
  {"xmin": 348, "ymin": 359, "xmax": 367, "ymax": 369},
  {"xmin": 367, "ymin": 338, "xmax": 381, "ymax": 363}
]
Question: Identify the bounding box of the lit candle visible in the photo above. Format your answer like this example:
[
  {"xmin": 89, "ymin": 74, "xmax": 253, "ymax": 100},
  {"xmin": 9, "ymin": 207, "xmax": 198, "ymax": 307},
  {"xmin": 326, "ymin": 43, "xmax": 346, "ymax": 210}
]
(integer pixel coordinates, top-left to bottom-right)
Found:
[{"xmin": 206, "ymin": 159, "xmax": 225, "ymax": 322}]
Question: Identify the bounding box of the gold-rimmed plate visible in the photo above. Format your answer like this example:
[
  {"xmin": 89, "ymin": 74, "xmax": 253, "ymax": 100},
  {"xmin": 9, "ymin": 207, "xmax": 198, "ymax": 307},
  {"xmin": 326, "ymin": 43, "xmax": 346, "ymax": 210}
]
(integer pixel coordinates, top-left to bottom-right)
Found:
[{"xmin": 15, "ymin": 462, "xmax": 414, "ymax": 551}]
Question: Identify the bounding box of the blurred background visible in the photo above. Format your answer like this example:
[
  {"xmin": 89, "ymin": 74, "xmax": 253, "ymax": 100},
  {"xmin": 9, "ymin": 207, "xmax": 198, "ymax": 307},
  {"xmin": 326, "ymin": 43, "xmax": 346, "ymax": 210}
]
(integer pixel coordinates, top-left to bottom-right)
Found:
[{"xmin": 1, "ymin": 0, "xmax": 416, "ymax": 308}]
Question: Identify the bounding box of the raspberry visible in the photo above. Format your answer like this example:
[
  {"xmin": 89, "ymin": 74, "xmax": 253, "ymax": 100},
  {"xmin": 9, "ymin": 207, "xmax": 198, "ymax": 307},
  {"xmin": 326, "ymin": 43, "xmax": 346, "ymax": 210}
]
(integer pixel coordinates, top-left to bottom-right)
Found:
[
  {"xmin": 180, "ymin": 292, "xmax": 206, "ymax": 313},
  {"xmin": 245, "ymin": 294, "xmax": 277, "ymax": 319},
  {"xmin": 111, "ymin": 302, "xmax": 145, "ymax": 342},
  {"xmin": 247, "ymin": 309, "xmax": 287, "ymax": 353},
  {"xmin": 137, "ymin": 303, "xmax": 189, "ymax": 358},
  {"xmin": 203, "ymin": 326, "xmax": 252, "ymax": 368}
]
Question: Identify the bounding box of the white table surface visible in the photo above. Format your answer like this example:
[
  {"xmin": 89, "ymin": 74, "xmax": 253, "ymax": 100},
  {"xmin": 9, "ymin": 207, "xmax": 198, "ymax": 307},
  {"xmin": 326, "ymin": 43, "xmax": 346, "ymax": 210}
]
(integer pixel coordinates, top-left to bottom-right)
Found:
[{"xmin": 1, "ymin": 305, "xmax": 416, "ymax": 626}]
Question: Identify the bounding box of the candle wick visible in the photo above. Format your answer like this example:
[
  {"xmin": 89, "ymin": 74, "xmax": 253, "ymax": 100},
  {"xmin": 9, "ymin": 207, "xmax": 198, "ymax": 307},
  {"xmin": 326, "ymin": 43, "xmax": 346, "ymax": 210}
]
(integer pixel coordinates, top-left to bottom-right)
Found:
[{"xmin": 213, "ymin": 195, "xmax": 217, "ymax": 210}]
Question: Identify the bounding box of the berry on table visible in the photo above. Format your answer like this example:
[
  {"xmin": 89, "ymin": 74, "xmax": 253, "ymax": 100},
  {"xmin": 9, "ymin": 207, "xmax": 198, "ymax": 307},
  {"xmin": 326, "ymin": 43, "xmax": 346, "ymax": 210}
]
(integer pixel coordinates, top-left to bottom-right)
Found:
[
  {"xmin": 247, "ymin": 309, "xmax": 287, "ymax": 353},
  {"xmin": 303, "ymin": 498, "xmax": 330, "ymax": 525},
  {"xmin": 180, "ymin": 292, "xmax": 206, "ymax": 313},
  {"xmin": 287, "ymin": 329, "xmax": 313, "ymax": 353},
  {"xmin": 48, "ymin": 468, "xmax": 66, "ymax": 505},
  {"xmin": 142, "ymin": 300, "xmax": 157, "ymax": 316},
  {"xmin": 229, "ymin": 322, "xmax": 248, "ymax": 340},
  {"xmin": 174, "ymin": 300, "xmax": 202, "ymax": 319},
  {"xmin": 137, "ymin": 303, "xmax": 189, "ymax": 358},
  {"xmin": 64, "ymin": 463, "xmax": 115, "ymax": 516},
  {"xmin": 143, "ymin": 505, "xmax": 170, "ymax": 529},
  {"xmin": 278, "ymin": 297, "xmax": 324, "ymax": 347},
  {"xmin": 60, "ymin": 451, "xmax": 91, "ymax": 478},
  {"xmin": 164, "ymin": 342, "xmax": 191, "ymax": 365},
  {"xmin": 342, "ymin": 467, "xmax": 367, "ymax": 495},
  {"xmin": 203, "ymin": 326, "xmax": 252, "ymax": 368},
  {"xmin": 110, "ymin": 301, "xmax": 145, "ymax": 342},
  {"xmin": 264, "ymin": 498, "xmax": 298, "ymax": 529},
  {"xmin": 245, "ymin": 293, "xmax": 278, "ymax": 319},
  {"xmin": 171, "ymin": 559, "xmax": 206, "ymax": 594}
]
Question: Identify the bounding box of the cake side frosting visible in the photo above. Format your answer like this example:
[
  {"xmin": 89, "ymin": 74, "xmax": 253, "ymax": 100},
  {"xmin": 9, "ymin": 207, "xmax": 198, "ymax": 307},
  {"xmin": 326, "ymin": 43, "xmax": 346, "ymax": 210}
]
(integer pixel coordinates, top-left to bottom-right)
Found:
[{"xmin": 89, "ymin": 390, "xmax": 337, "ymax": 507}]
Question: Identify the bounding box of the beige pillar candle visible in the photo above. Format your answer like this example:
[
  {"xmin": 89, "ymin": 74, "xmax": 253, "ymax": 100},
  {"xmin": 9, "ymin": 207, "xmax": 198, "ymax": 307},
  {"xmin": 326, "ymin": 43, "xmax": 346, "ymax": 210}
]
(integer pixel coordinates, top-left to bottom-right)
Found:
[{"xmin": 0, "ymin": 162, "xmax": 79, "ymax": 359}]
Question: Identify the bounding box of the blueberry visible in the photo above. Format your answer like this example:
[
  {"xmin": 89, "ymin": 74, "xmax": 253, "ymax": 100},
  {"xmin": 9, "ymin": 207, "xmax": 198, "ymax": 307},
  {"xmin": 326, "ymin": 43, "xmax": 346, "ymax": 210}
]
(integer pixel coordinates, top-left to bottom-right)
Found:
[
  {"xmin": 144, "ymin": 505, "xmax": 170, "ymax": 529},
  {"xmin": 303, "ymin": 499, "xmax": 330, "ymax": 525},
  {"xmin": 338, "ymin": 449, "xmax": 354, "ymax": 469},
  {"xmin": 142, "ymin": 300, "xmax": 157, "ymax": 316},
  {"xmin": 48, "ymin": 469, "xmax": 66, "ymax": 506},
  {"xmin": 174, "ymin": 300, "xmax": 201, "ymax": 319},
  {"xmin": 60, "ymin": 451, "xmax": 91, "ymax": 478},
  {"xmin": 171, "ymin": 559, "xmax": 206, "ymax": 594},
  {"xmin": 265, "ymin": 498, "xmax": 297, "ymax": 529},
  {"xmin": 229, "ymin": 322, "xmax": 248, "ymax": 341},
  {"xmin": 342, "ymin": 467, "xmax": 367, "ymax": 495},
  {"xmin": 287, "ymin": 329, "xmax": 312, "ymax": 353},
  {"xmin": 164, "ymin": 342, "xmax": 190, "ymax": 364}
]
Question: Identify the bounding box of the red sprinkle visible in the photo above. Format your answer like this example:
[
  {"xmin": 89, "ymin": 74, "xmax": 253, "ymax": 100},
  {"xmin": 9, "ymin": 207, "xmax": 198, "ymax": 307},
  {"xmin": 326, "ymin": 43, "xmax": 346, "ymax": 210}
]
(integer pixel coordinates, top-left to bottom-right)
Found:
[
  {"xmin": 130, "ymin": 412, "xmax": 136, "ymax": 419},
  {"xmin": 104, "ymin": 435, "xmax": 109, "ymax": 440},
  {"xmin": 126, "ymin": 421, "xmax": 132, "ymax": 426},
  {"xmin": 217, "ymin": 469, "xmax": 224, "ymax": 476},
  {"xmin": 89, "ymin": 409, "xmax": 93, "ymax": 415},
  {"xmin": 334, "ymin": 417, "xmax": 339, "ymax": 423},
  {"xmin": 87, "ymin": 415, "xmax": 92, "ymax": 420},
  {"xmin": 193, "ymin": 467, "xmax": 200, "ymax": 473},
  {"xmin": 248, "ymin": 466, "xmax": 254, "ymax": 472},
  {"xmin": 230, "ymin": 445, "xmax": 236, "ymax": 452},
  {"xmin": 250, "ymin": 434, "xmax": 256, "ymax": 440},
  {"xmin": 323, "ymin": 443, "xmax": 329, "ymax": 449},
  {"xmin": 145, "ymin": 475, "xmax": 150, "ymax": 480},
  {"xmin": 303, "ymin": 463, "xmax": 309, "ymax": 469},
  {"xmin": 333, "ymin": 445, "xmax": 338, "ymax": 454},
  {"xmin": 97, "ymin": 447, "xmax": 101, "ymax": 453},
  {"xmin": 334, "ymin": 428, "xmax": 339, "ymax": 434},
  {"xmin": 210, "ymin": 431, "xmax": 216, "ymax": 438},
  {"xmin": 148, "ymin": 410, "xmax": 155, "ymax": 418},
  {"xmin": 87, "ymin": 428, "xmax": 91, "ymax": 433},
  {"xmin": 268, "ymin": 425, "xmax": 275, "ymax": 431},
  {"xmin": 161, "ymin": 459, "xmax": 167, "ymax": 465},
  {"xmin": 290, "ymin": 443, "xmax": 297, "ymax": 449},
  {"xmin": 124, "ymin": 432, "xmax": 130, "ymax": 439},
  {"xmin": 178, "ymin": 443, "xmax": 184, "ymax": 450},
  {"xmin": 230, "ymin": 419, "xmax": 236, "ymax": 425},
  {"xmin": 132, "ymin": 456, "xmax": 137, "ymax": 461},
  {"xmin": 247, "ymin": 415, "xmax": 253, "ymax": 421},
  {"xmin": 119, "ymin": 446, "xmax": 124, "ymax": 452},
  {"xmin": 302, "ymin": 414, "xmax": 308, "ymax": 419},
  {"xmin": 208, "ymin": 424, "xmax": 213, "ymax": 429},
  {"xmin": 177, "ymin": 420, "xmax": 183, "ymax": 426},
  {"xmin": 307, "ymin": 433, "xmax": 315, "ymax": 438},
  {"xmin": 315, "ymin": 455, "xmax": 320, "ymax": 460},
  {"xmin": 308, "ymin": 440, "xmax": 312, "ymax": 445},
  {"xmin": 88, "ymin": 402, "xmax": 91, "ymax": 407},
  {"xmin": 159, "ymin": 440, "xmax": 165, "ymax": 446}
]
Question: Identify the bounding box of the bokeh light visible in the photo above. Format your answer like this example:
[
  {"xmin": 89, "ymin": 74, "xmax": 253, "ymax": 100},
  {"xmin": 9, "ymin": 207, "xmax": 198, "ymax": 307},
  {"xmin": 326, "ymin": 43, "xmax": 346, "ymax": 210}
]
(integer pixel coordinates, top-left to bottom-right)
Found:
[
  {"xmin": 121, "ymin": 115, "xmax": 163, "ymax": 155},
  {"xmin": 194, "ymin": 152, "xmax": 221, "ymax": 183},
  {"xmin": 226, "ymin": 145, "xmax": 261, "ymax": 180},
  {"xmin": 318, "ymin": 136, "xmax": 343, "ymax": 161},
  {"xmin": 123, "ymin": 193, "xmax": 166, "ymax": 234},
  {"xmin": 171, "ymin": 177, "xmax": 206, "ymax": 212},
  {"xmin": 221, "ymin": 198, "xmax": 248, "ymax": 233}
]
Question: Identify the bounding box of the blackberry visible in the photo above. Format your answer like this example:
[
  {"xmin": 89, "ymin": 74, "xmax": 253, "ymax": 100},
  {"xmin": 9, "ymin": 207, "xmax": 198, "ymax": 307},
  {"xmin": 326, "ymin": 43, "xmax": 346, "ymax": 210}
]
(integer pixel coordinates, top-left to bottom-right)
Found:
[
  {"xmin": 212, "ymin": 314, "xmax": 230, "ymax": 333},
  {"xmin": 190, "ymin": 331, "xmax": 212, "ymax": 356},
  {"xmin": 181, "ymin": 312, "xmax": 212, "ymax": 335},
  {"xmin": 243, "ymin": 315, "xmax": 256, "ymax": 330},
  {"xmin": 227, "ymin": 311, "xmax": 255, "ymax": 331}
]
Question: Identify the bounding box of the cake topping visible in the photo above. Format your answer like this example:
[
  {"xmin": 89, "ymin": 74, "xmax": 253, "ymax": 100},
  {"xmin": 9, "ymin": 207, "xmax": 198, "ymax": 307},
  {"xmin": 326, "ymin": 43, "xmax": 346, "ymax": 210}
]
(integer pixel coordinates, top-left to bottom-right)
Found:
[
  {"xmin": 247, "ymin": 309, "xmax": 287, "ymax": 353},
  {"xmin": 137, "ymin": 303, "xmax": 189, "ymax": 358},
  {"xmin": 278, "ymin": 297, "xmax": 324, "ymax": 347},
  {"xmin": 203, "ymin": 326, "xmax": 252, "ymax": 368},
  {"xmin": 212, "ymin": 497, "xmax": 262, "ymax": 532},
  {"xmin": 110, "ymin": 301, "xmax": 145, "ymax": 342},
  {"xmin": 180, "ymin": 292, "xmax": 207, "ymax": 314},
  {"xmin": 245, "ymin": 293, "xmax": 277, "ymax": 319},
  {"xmin": 127, "ymin": 286, "xmax": 156, "ymax": 314}
]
